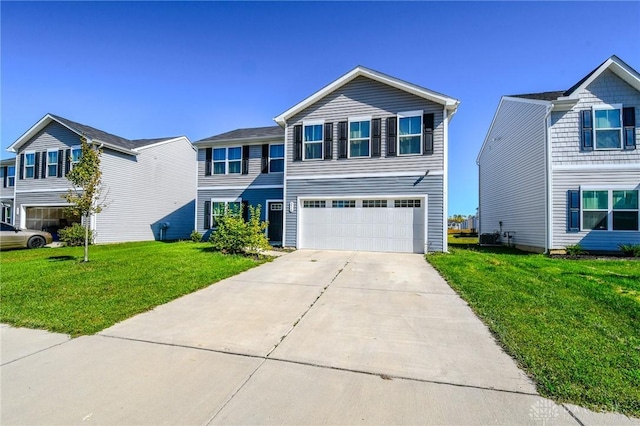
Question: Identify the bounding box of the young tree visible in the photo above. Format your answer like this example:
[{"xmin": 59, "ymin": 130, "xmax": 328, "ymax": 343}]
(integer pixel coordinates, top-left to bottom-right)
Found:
[{"xmin": 63, "ymin": 136, "xmax": 107, "ymax": 262}]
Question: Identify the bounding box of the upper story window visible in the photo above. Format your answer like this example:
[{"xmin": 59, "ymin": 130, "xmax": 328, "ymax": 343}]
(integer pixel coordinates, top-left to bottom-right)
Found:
[
  {"xmin": 582, "ymin": 189, "xmax": 638, "ymax": 231},
  {"xmin": 7, "ymin": 166, "xmax": 15, "ymax": 187},
  {"xmin": 213, "ymin": 147, "xmax": 241, "ymax": 175},
  {"xmin": 304, "ymin": 122, "xmax": 323, "ymax": 160},
  {"xmin": 24, "ymin": 152, "xmax": 36, "ymax": 178},
  {"xmin": 47, "ymin": 150, "xmax": 58, "ymax": 177},
  {"xmin": 398, "ymin": 111, "xmax": 422, "ymax": 155},
  {"xmin": 70, "ymin": 146, "xmax": 82, "ymax": 169},
  {"xmin": 593, "ymin": 105, "xmax": 622, "ymax": 150},
  {"xmin": 269, "ymin": 144, "xmax": 284, "ymax": 173},
  {"xmin": 349, "ymin": 118, "xmax": 370, "ymax": 158}
]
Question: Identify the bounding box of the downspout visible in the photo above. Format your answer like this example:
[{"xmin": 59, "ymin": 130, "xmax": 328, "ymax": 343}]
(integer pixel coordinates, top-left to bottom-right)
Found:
[
  {"xmin": 442, "ymin": 107, "xmax": 450, "ymax": 253},
  {"xmin": 543, "ymin": 104, "xmax": 553, "ymax": 254}
]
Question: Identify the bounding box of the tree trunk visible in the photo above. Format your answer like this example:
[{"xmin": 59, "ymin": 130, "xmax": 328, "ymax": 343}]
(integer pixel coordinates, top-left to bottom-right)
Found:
[{"xmin": 84, "ymin": 214, "xmax": 89, "ymax": 262}]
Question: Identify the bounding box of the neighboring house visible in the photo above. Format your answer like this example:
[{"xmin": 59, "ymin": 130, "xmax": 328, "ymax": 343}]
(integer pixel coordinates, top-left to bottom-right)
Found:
[
  {"xmin": 1, "ymin": 157, "xmax": 16, "ymax": 224},
  {"xmin": 461, "ymin": 215, "xmax": 477, "ymax": 232},
  {"xmin": 477, "ymin": 55, "xmax": 639, "ymax": 253},
  {"xmin": 6, "ymin": 114, "xmax": 196, "ymax": 243},
  {"xmin": 193, "ymin": 126, "xmax": 286, "ymax": 244},
  {"xmin": 195, "ymin": 66, "xmax": 459, "ymax": 253}
]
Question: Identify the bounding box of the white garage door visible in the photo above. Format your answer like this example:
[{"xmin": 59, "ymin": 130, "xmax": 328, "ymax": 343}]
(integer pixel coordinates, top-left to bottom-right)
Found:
[{"xmin": 299, "ymin": 197, "xmax": 426, "ymax": 253}]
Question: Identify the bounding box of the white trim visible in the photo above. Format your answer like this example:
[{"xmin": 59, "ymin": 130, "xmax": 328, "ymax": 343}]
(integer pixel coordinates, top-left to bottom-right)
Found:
[
  {"xmin": 134, "ymin": 136, "xmax": 193, "ymax": 151},
  {"xmin": 544, "ymin": 105, "xmax": 554, "ymax": 253},
  {"xmin": 18, "ymin": 202, "xmax": 74, "ymax": 229},
  {"xmin": 273, "ymin": 66, "xmax": 459, "ymax": 126},
  {"xmin": 297, "ymin": 194, "xmax": 427, "ymax": 201},
  {"xmin": 70, "ymin": 145, "xmax": 81, "ymax": 170},
  {"xmin": 397, "ymin": 111, "xmax": 423, "ymax": 156},
  {"xmin": 15, "ymin": 188, "xmax": 70, "ymax": 193},
  {"xmin": 592, "ymin": 104, "xmax": 624, "ymax": 151},
  {"xmin": 265, "ymin": 199, "xmax": 284, "ymax": 244},
  {"xmin": 286, "ymin": 170, "xmax": 443, "ymax": 181},
  {"xmin": 553, "ymin": 163, "xmax": 640, "ymax": 171},
  {"xmin": 347, "ymin": 116, "xmax": 372, "ymax": 159},
  {"xmin": 283, "ymin": 125, "xmax": 289, "ymax": 246},
  {"xmin": 268, "ymin": 142, "xmax": 285, "ymax": 174},
  {"xmin": 197, "ymin": 185, "xmax": 284, "ymax": 191},
  {"xmin": 209, "ymin": 197, "xmax": 243, "ymax": 229},
  {"xmin": 563, "ymin": 55, "xmax": 640, "ymax": 99},
  {"xmin": 211, "ymin": 146, "xmax": 243, "ymax": 175},
  {"xmin": 442, "ymin": 107, "xmax": 449, "ymax": 253},
  {"xmin": 302, "ymin": 120, "xmax": 324, "ymax": 161},
  {"xmin": 23, "ymin": 151, "xmax": 36, "ymax": 179},
  {"xmin": 45, "ymin": 148, "xmax": 59, "ymax": 178},
  {"xmin": 580, "ymin": 187, "xmax": 639, "ymax": 232}
]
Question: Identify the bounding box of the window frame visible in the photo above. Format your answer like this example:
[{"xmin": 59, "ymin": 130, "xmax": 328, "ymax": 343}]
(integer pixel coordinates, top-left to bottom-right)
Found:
[
  {"xmin": 227, "ymin": 146, "xmax": 242, "ymax": 175},
  {"xmin": 7, "ymin": 165, "xmax": 15, "ymax": 187},
  {"xmin": 332, "ymin": 200, "xmax": 356, "ymax": 208},
  {"xmin": 47, "ymin": 149, "xmax": 59, "ymax": 177},
  {"xmin": 269, "ymin": 143, "xmax": 285, "ymax": 173},
  {"xmin": 70, "ymin": 146, "xmax": 82, "ymax": 170},
  {"xmin": 581, "ymin": 187, "xmax": 639, "ymax": 232},
  {"xmin": 592, "ymin": 104, "xmax": 623, "ymax": 150},
  {"xmin": 24, "ymin": 151, "xmax": 36, "ymax": 178},
  {"xmin": 212, "ymin": 146, "xmax": 242, "ymax": 175},
  {"xmin": 303, "ymin": 120, "xmax": 324, "ymax": 161},
  {"xmin": 302, "ymin": 200, "xmax": 326, "ymax": 208},
  {"xmin": 210, "ymin": 198, "xmax": 242, "ymax": 229},
  {"xmin": 397, "ymin": 111, "xmax": 423, "ymax": 156},
  {"xmin": 347, "ymin": 116, "xmax": 372, "ymax": 159}
]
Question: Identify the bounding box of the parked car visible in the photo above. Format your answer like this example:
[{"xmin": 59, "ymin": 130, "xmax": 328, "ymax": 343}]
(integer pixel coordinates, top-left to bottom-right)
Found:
[{"xmin": 0, "ymin": 222, "xmax": 53, "ymax": 250}]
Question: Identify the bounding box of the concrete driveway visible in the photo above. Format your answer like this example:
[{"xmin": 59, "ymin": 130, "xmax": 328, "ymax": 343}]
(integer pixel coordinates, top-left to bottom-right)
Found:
[{"xmin": 1, "ymin": 250, "xmax": 637, "ymax": 425}]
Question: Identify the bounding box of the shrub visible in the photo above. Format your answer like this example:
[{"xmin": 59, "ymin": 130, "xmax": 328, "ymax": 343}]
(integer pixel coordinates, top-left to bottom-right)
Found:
[
  {"xmin": 618, "ymin": 243, "xmax": 640, "ymax": 258},
  {"xmin": 209, "ymin": 204, "xmax": 270, "ymax": 256},
  {"xmin": 565, "ymin": 244, "xmax": 585, "ymax": 256},
  {"xmin": 190, "ymin": 230, "xmax": 202, "ymax": 243},
  {"xmin": 59, "ymin": 223, "xmax": 93, "ymax": 247}
]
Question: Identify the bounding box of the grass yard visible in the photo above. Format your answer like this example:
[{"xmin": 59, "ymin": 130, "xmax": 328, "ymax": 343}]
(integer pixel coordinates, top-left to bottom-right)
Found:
[
  {"xmin": 0, "ymin": 241, "xmax": 267, "ymax": 336},
  {"xmin": 428, "ymin": 237, "xmax": 640, "ymax": 417}
]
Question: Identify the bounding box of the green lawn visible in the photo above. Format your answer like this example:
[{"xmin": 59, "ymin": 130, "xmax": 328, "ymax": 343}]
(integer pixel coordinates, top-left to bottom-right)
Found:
[
  {"xmin": 0, "ymin": 241, "xmax": 267, "ymax": 336},
  {"xmin": 428, "ymin": 238, "xmax": 640, "ymax": 417}
]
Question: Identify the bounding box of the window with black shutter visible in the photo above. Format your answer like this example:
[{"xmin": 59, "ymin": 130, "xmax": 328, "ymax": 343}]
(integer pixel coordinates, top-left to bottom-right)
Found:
[
  {"xmin": 568, "ymin": 190, "xmax": 580, "ymax": 231},
  {"xmin": 580, "ymin": 110, "xmax": 593, "ymax": 151},
  {"xmin": 386, "ymin": 116, "xmax": 397, "ymax": 157},
  {"xmin": 57, "ymin": 149, "xmax": 64, "ymax": 178},
  {"xmin": 204, "ymin": 201, "xmax": 211, "ymax": 229},
  {"xmin": 34, "ymin": 152, "xmax": 40, "ymax": 179},
  {"xmin": 293, "ymin": 125, "xmax": 303, "ymax": 161},
  {"xmin": 423, "ymin": 113, "xmax": 434, "ymax": 155},
  {"xmin": 262, "ymin": 144, "xmax": 269, "ymax": 173},
  {"xmin": 371, "ymin": 118, "xmax": 381, "ymax": 157},
  {"xmin": 19, "ymin": 154, "xmax": 25, "ymax": 180},
  {"xmin": 338, "ymin": 121, "xmax": 348, "ymax": 159},
  {"xmin": 65, "ymin": 149, "xmax": 71, "ymax": 176},
  {"xmin": 242, "ymin": 200, "xmax": 250, "ymax": 222},
  {"xmin": 242, "ymin": 146, "xmax": 250, "ymax": 175},
  {"xmin": 204, "ymin": 148, "xmax": 212, "ymax": 176},
  {"xmin": 40, "ymin": 152, "xmax": 47, "ymax": 179},
  {"xmin": 2, "ymin": 166, "xmax": 7, "ymax": 188},
  {"xmin": 324, "ymin": 123, "xmax": 333, "ymax": 160},
  {"xmin": 623, "ymin": 107, "xmax": 636, "ymax": 150}
]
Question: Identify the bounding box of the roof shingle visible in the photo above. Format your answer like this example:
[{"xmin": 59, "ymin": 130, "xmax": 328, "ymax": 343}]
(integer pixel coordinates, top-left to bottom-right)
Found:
[{"xmin": 195, "ymin": 126, "xmax": 284, "ymax": 144}]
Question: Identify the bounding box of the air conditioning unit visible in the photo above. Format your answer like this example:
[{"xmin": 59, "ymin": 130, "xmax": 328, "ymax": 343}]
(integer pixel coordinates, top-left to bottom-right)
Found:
[{"xmin": 480, "ymin": 233, "xmax": 500, "ymax": 245}]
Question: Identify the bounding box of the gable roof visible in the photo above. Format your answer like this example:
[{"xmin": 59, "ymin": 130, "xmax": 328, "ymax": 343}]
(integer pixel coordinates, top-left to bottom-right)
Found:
[
  {"xmin": 7, "ymin": 114, "xmax": 186, "ymax": 155},
  {"xmin": 562, "ymin": 55, "xmax": 640, "ymax": 98},
  {"xmin": 273, "ymin": 66, "xmax": 460, "ymax": 126},
  {"xmin": 194, "ymin": 126, "xmax": 284, "ymax": 145}
]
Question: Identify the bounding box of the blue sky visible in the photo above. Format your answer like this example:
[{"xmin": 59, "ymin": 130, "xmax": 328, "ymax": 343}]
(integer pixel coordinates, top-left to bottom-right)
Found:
[{"xmin": 2, "ymin": 1, "xmax": 639, "ymax": 216}]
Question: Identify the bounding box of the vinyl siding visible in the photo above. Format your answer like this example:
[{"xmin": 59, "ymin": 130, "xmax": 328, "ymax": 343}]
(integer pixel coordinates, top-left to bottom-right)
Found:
[
  {"xmin": 1, "ymin": 186, "xmax": 14, "ymax": 200},
  {"xmin": 14, "ymin": 122, "xmax": 81, "ymax": 192},
  {"xmin": 197, "ymin": 142, "xmax": 284, "ymax": 187},
  {"xmin": 196, "ymin": 187, "xmax": 283, "ymax": 233},
  {"xmin": 552, "ymin": 168, "xmax": 640, "ymax": 251},
  {"xmin": 550, "ymin": 69, "xmax": 640, "ymax": 166},
  {"xmin": 98, "ymin": 139, "xmax": 196, "ymax": 243},
  {"xmin": 285, "ymin": 175, "xmax": 444, "ymax": 252},
  {"xmin": 285, "ymin": 76, "xmax": 445, "ymax": 176},
  {"xmin": 478, "ymin": 98, "xmax": 548, "ymax": 250}
]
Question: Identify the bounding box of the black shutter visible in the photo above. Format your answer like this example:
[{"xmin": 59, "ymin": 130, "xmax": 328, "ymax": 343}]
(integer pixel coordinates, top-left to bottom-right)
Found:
[
  {"xmin": 2, "ymin": 167, "xmax": 7, "ymax": 188},
  {"xmin": 204, "ymin": 148, "xmax": 212, "ymax": 176},
  {"xmin": 261, "ymin": 144, "xmax": 269, "ymax": 173},
  {"xmin": 19, "ymin": 154, "xmax": 24, "ymax": 180},
  {"xmin": 41, "ymin": 152, "xmax": 47, "ymax": 179},
  {"xmin": 242, "ymin": 145, "xmax": 250, "ymax": 175},
  {"xmin": 371, "ymin": 118, "xmax": 381, "ymax": 157},
  {"xmin": 204, "ymin": 201, "xmax": 211, "ymax": 229},
  {"xmin": 623, "ymin": 107, "xmax": 636, "ymax": 150},
  {"xmin": 386, "ymin": 116, "xmax": 397, "ymax": 157},
  {"xmin": 57, "ymin": 149, "xmax": 64, "ymax": 178},
  {"xmin": 580, "ymin": 110, "xmax": 593, "ymax": 151},
  {"xmin": 65, "ymin": 149, "xmax": 71, "ymax": 176},
  {"xmin": 568, "ymin": 190, "xmax": 580, "ymax": 232},
  {"xmin": 293, "ymin": 125, "xmax": 303, "ymax": 161},
  {"xmin": 423, "ymin": 113, "xmax": 434, "ymax": 155},
  {"xmin": 324, "ymin": 123, "xmax": 333, "ymax": 160},
  {"xmin": 34, "ymin": 152, "xmax": 40, "ymax": 179},
  {"xmin": 338, "ymin": 121, "xmax": 348, "ymax": 159},
  {"xmin": 242, "ymin": 200, "xmax": 250, "ymax": 222}
]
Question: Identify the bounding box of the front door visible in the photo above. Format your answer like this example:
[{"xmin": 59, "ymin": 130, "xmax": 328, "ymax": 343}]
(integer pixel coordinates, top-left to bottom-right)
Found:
[{"xmin": 267, "ymin": 202, "xmax": 283, "ymax": 245}]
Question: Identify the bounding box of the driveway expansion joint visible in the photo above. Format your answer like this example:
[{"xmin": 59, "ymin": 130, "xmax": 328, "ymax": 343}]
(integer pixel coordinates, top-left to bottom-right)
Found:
[{"xmin": 0, "ymin": 339, "xmax": 70, "ymax": 367}]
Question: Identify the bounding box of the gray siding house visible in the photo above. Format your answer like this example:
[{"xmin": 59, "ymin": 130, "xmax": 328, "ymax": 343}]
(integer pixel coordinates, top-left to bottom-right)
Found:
[
  {"xmin": 6, "ymin": 114, "xmax": 196, "ymax": 243},
  {"xmin": 196, "ymin": 66, "xmax": 459, "ymax": 253},
  {"xmin": 478, "ymin": 55, "xmax": 639, "ymax": 253}
]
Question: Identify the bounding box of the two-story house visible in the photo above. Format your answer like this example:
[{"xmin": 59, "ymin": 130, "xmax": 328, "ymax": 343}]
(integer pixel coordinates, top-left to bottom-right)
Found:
[
  {"xmin": 6, "ymin": 113, "xmax": 197, "ymax": 243},
  {"xmin": 196, "ymin": 66, "xmax": 459, "ymax": 253},
  {"xmin": 477, "ymin": 55, "xmax": 639, "ymax": 253},
  {"xmin": 1, "ymin": 157, "xmax": 17, "ymax": 224}
]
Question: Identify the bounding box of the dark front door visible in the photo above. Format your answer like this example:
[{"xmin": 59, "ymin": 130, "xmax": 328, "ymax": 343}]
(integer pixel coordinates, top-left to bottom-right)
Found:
[{"xmin": 267, "ymin": 202, "xmax": 283, "ymax": 245}]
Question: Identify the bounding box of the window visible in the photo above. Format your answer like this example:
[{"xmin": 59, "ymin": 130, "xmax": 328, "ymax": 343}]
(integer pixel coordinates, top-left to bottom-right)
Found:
[
  {"xmin": 213, "ymin": 147, "xmax": 241, "ymax": 175},
  {"xmin": 71, "ymin": 147, "xmax": 82, "ymax": 169},
  {"xmin": 332, "ymin": 200, "xmax": 356, "ymax": 208},
  {"xmin": 23, "ymin": 152, "xmax": 35, "ymax": 178},
  {"xmin": 363, "ymin": 199, "xmax": 387, "ymax": 208},
  {"xmin": 269, "ymin": 144, "xmax": 284, "ymax": 173},
  {"xmin": 394, "ymin": 199, "xmax": 421, "ymax": 208},
  {"xmin": 211, "ymin": 200, "xmax": 241, "ymax": 228},
  {"xmin": 593, "ymin": 105, "xmax": 622, "ymax": 150},
  {"xmin": 7, "ymin": 166, "xmax": 15, "ymax": 187},
  {"xmin": 47, "ymin": 150, "xmax": 58, "ymax": 177},
  {"xmin": 398, "ymin": 112, "xmax": 422, "ymax": 155},
  {"xmin": 582, "ymin": 189, "xmax": 638, "ymax": 231},
  {"xmin": 349, "ymin": 119, "xmax": 370, "ymax": 158},
  {"xmin": 303, "ymin": 200, "xmax": 326, "ymax": 208},
  {"xmin": 304, "ymin": 122, "xmax": 323, "ymax": 160}
]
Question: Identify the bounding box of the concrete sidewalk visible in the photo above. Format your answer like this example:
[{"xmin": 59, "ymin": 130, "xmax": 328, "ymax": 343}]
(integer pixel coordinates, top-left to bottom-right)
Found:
[{"xmin": 2, "ymin": 250, "xmax": 638, "ymax": 425}]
